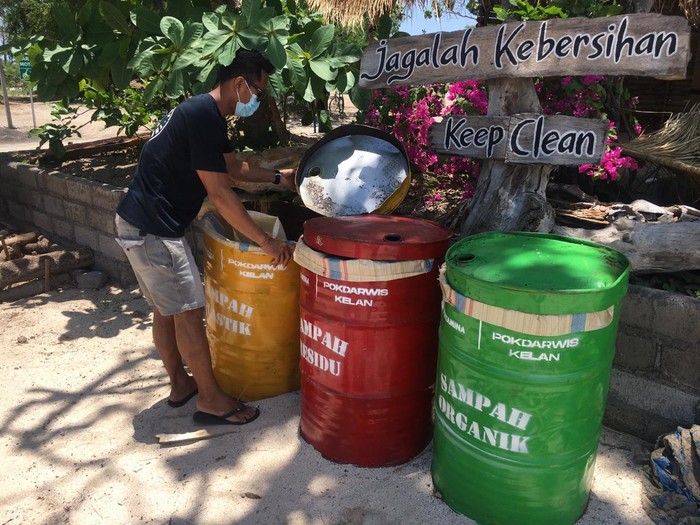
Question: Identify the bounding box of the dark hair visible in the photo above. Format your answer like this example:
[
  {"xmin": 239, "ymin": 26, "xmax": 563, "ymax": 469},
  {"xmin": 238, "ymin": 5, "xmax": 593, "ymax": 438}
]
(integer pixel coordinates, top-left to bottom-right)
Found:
[{"xmin": 216, "ymin": 48, "xmax": 275, "ymax": 85}]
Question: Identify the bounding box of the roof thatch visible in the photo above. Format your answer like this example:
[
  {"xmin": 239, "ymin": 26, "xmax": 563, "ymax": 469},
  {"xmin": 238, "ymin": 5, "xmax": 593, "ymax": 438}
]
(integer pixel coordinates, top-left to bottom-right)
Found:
[
  {"xmin": 307, "ymin": 0, "xmax": 460, "ymax": 27},
  {"xmin": 680, "ymin": 0, "xmax": 700, "ymax": 27},
  {"xmin": 306, "ymin": 0, "xmax": 398, "ymax": 26}
]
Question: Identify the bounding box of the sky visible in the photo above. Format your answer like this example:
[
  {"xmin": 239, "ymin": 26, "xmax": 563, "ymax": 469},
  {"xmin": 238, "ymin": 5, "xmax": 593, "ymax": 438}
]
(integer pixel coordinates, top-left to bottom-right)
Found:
[{"xmin": 398, "ymin": 5, "xmax": 476, "ymax": 36}]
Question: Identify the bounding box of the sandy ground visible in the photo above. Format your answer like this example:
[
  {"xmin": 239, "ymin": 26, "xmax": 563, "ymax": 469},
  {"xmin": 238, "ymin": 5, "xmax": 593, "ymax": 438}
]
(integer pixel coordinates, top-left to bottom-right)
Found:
[
  {"xmin": 0, "ymin": 98, "xmax": 120, "ymax": 153},
  {"xmin": 0, "ymin": 98, "xmax": 657, "ymax": 525},
  {"xmin": 0, "ymin": 285, "xmax": 656, "ymax": 525}
]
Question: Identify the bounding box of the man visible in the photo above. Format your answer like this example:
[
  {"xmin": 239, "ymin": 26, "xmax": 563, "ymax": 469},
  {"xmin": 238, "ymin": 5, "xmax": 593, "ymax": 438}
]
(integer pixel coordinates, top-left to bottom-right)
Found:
[{"xmin": 115, "ymin": 48, "xmax": 295, "ymax": 425}]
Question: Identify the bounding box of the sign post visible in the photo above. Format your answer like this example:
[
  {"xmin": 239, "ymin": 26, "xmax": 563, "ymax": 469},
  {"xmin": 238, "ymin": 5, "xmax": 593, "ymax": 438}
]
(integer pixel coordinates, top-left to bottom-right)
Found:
[
  {"xmin": 431, "ymin": 114, "xmax": 608, "ymax": 166},
  {"xmin": 359, "ymin": 13, "xmax": 692, "ymax": 233},
  {"xmin": 19, "ymin": 57, "xmax": 37, "ymax": 129},
  {"xmin": 360, "ymin": 14, "xmax": 691, "ymax": 87},
  {"xmin": 18, "ymin": 57, "xmax": 31, "ymax": 80}
]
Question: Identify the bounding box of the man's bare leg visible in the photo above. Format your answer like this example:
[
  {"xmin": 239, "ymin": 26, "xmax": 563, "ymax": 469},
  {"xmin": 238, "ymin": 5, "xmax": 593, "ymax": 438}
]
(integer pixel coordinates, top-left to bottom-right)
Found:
[
  {"xmin": 152, "ymin": 308, "xmax": 198, "ymax": 403},
  {"xmin": 172, "ymin": 307, "xmax": 257, "ymax": 423}
]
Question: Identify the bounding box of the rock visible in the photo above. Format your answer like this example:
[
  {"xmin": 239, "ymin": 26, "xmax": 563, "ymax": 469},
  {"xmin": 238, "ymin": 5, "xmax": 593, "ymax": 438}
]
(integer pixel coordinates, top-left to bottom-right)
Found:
[
  {"xmin": 17, "ymin": 335, "xmax": 27, "ymax": 344},
  {"xmin": 74, "ymin": 270, "xmax": 108, "ymax": 290}
]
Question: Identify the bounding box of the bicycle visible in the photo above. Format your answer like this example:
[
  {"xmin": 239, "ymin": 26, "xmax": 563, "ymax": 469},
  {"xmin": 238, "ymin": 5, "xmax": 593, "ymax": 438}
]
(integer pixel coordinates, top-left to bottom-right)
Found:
[{"xmin": 327, "ymin": 91, "xmax": 345, "ymax": 117}]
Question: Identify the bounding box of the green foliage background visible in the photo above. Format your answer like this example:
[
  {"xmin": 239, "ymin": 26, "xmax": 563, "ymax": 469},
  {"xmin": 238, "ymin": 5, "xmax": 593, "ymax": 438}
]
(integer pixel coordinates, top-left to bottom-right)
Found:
[{"xmin": 1, "ymin": 0, "xmax": 375, "ymax": 156}]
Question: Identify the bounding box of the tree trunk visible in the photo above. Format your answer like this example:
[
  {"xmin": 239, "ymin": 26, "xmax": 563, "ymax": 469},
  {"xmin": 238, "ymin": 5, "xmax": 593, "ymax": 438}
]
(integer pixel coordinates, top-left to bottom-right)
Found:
[
  {"xmin": 268, "ymin": 97, "xmax": 291, "ymax": 146},
  {"xmin": 237, "ymin": 97, "xmax": 290, "ymax": 148},
  {"xmin": 461, "ymin": 78, "xmax": 555, "ymax": 235}
]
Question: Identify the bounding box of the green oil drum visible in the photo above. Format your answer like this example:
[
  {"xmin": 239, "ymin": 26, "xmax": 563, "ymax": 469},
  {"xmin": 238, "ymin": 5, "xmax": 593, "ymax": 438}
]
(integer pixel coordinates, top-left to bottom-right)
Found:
[{"xmin": 432, "ymin": 232, "xmax": 630, "ymax": 525}]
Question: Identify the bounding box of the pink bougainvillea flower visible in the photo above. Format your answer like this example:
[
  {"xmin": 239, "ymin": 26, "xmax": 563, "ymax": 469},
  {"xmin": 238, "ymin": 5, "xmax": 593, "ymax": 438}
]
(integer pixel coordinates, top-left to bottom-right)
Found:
[{"xmin": 356, "ymin": 74, "xmax": 639, "ymax": 213}]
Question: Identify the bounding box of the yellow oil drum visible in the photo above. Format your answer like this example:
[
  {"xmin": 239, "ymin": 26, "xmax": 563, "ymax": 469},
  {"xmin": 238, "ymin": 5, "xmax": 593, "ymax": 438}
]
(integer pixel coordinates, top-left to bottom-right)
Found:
[{"xmin": 201, "ymin": 212, "xmax": 300, "ymax": 401}]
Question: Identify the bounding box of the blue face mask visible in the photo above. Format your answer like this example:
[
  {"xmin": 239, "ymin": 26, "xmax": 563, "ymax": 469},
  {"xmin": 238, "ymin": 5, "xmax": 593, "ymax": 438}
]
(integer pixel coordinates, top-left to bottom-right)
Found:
[{"xmin": 235, "ymin": 80, "xmax": 261, "ymax": 117}]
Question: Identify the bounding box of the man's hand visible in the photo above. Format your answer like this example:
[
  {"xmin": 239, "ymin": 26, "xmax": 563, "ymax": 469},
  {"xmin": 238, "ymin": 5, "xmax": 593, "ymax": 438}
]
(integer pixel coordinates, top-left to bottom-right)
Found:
[
  {"xmin": 277, "ymin": 168, "xmax": 297, "ymax": 192},
  {"xmin": 259, "ymin": 236, "xmax": 294, "ymax": 267}
]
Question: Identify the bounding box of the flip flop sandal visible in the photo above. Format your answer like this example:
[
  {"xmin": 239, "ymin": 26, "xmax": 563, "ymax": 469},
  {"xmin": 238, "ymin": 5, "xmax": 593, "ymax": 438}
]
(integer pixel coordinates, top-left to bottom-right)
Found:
[{"xmin": 192, "ymin": 405, "xmax": 260, "ymax": 426}]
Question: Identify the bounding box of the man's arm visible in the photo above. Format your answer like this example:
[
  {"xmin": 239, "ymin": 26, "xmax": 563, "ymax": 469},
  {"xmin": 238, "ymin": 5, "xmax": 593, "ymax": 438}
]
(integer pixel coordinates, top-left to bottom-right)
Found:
[
  {"xmin": 197, "ymin": 169, "xmax": 293, "ymax": 267},
  {"xmin": 224, "ymin": 152, "xmax": 296, "ymax": 192}
]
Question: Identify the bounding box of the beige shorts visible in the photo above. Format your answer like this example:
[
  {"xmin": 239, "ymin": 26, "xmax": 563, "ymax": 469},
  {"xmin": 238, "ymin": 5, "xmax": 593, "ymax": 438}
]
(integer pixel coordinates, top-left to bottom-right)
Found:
[{"xmin": 114, "ymin": 214, "xmax": 205, "ymax": 316}]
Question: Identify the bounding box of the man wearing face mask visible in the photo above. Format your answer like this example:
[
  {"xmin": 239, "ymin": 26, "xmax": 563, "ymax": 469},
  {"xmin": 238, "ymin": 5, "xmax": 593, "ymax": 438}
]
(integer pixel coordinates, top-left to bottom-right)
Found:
[{"xmin": 114, "ymin": 48, "xmax": 294, "ymax": 425}]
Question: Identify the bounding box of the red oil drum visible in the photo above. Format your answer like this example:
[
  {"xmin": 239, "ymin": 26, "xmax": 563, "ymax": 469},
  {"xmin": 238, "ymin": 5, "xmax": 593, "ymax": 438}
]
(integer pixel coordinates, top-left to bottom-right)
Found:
[{"xmin": 293, "ymin": 215, "xmax": 452, "ymax": 467}]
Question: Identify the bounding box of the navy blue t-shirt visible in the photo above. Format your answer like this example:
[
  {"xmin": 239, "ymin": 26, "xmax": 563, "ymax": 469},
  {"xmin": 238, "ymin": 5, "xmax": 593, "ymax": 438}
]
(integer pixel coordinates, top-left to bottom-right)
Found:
[{"xmin": 117, "ymin": 94, "xmax": 233, "ymax": 237}]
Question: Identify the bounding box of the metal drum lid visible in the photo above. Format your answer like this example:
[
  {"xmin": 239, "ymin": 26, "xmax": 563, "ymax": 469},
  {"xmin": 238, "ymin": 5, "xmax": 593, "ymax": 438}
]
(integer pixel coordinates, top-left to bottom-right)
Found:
[
  {"xmin": 296, "ymin": 125, "xmax": 410, "ymax": 217},
  {"xmin": 447, "ymin": 232, "xmax": 628, "ymax": 292},
  {"xmin": 302, "ymin": 216, "xmax": 452, "ymax": 261},
  {"xmin": 445, "ymin": 231, "xmax": 630, "ymax": 314}
]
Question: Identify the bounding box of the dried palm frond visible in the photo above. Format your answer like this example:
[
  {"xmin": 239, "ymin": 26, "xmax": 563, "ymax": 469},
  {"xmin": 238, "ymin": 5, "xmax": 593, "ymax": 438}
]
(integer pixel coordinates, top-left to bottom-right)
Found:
[
  {"xmin": 680, "ymin": 0, "xmax": 700, "ymax": 28},
  {"xmin": 307, "ymin": 0, "xmax": 460, "ymax": 28},
  {"xmin": 622, "ymin": 104, "xmax": 700, "ymax": 179},
  {"xmin": 306, "ymin": 0, "xmax": 394, "ymax": 27}
]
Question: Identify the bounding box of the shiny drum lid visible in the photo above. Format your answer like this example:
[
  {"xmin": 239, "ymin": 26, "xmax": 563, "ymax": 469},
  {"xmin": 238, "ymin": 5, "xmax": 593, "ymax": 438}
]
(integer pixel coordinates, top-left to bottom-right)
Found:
[
  {"xmin": 296, "ymin": 125, "xmax": 410, "ymax": 217},
  {"xmin": 302, "ymin": 215, "xmax": 452, "ymax": 261}
]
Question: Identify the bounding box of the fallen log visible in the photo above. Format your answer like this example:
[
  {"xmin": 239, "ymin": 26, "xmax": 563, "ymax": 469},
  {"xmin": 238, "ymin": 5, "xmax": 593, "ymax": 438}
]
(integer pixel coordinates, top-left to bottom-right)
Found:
[
  {"xmin": 23, "ymin": 237, "xmax": 63, "ymax": 255},
  {"xmin": 3, "ymin": 232, "xmax": 38, "ymax": 247},
  {"xmin": 35, "ymin": 133, "xmax": 150, "ymax": 165},
  {"xmin": 0, "ymin": 247, "xmax": 94, "ymax": 288},
  {"xmin": 0, "ymin": 245, "xmax": 20, "ymax": 262},
  {"xmin": 1, "ymin": 231, "xmax": 43, "ymax": 261},
  {"xmin": 554, "ymin": 218, "xmax": 700, "ymax": 273},
  {"xmin": 0, "ymin": 273, "xmax": 73, "ymax": 303}
]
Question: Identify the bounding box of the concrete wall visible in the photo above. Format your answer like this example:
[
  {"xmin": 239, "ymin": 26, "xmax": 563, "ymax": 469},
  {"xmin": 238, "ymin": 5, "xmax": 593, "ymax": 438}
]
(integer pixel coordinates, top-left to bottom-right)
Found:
[
  {"xmin": 0, "ymin": 160, "xmax": 207, "ymax": 285},
  {"xmin": 607, "ymin": 286, "xmax": 700, "ymax": 441},
  {"xmin": 1, "ymin": 159, "xmax": 698, "ymax": 443}
]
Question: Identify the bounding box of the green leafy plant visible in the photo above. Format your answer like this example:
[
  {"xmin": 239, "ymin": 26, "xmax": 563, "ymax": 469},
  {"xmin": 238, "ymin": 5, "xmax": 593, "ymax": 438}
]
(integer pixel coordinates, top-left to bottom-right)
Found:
[
  {"xmin": 494, "ymin": 0, "xmax": 567, "ymax": 22},
  {"xmin": 549, "ymin": 0, "xmax": 623, "ymax": 18},
  {"xmin": 1, "ymin": 60, "xmax": 22, "ymax": 90},
  {"xmin": 28, "ymin": 102, "xmax": 82, "ymax": 159},
  {"xmin": 494, "ymin": 0, "xmax": 622, "ymax": 21},
  {"xmin": 1, "ymin": 0, "xmax": 365, "ymax": 155},
  {"xmin": 82, "ymin": 85, "xmax": 172, "ymax": 137}
]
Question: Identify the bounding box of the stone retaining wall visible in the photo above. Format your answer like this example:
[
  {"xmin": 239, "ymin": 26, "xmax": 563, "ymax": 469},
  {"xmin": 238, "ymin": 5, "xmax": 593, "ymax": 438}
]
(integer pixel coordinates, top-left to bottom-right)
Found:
[
  {"xmin": 607, "ymin": 286, "xmax": 700, "ymax": 441},
  {"xmin": 0, "ymin": 159, "xmax": 698, "ymax": 443},
  {"xmin": 0, "ymin": 160, "xmax": 207, "ymax": 284}
]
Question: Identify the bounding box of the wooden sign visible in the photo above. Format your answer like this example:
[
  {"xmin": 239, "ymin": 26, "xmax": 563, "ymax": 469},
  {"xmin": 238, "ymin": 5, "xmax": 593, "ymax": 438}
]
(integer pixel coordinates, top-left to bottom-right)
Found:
[
  {"xmin": 430, "ymin": 114, "xmax": 609, "ymax": 165},
  {"xmin": 360, "ymin": 14, "xmax": 691, "ymax": 88}
]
